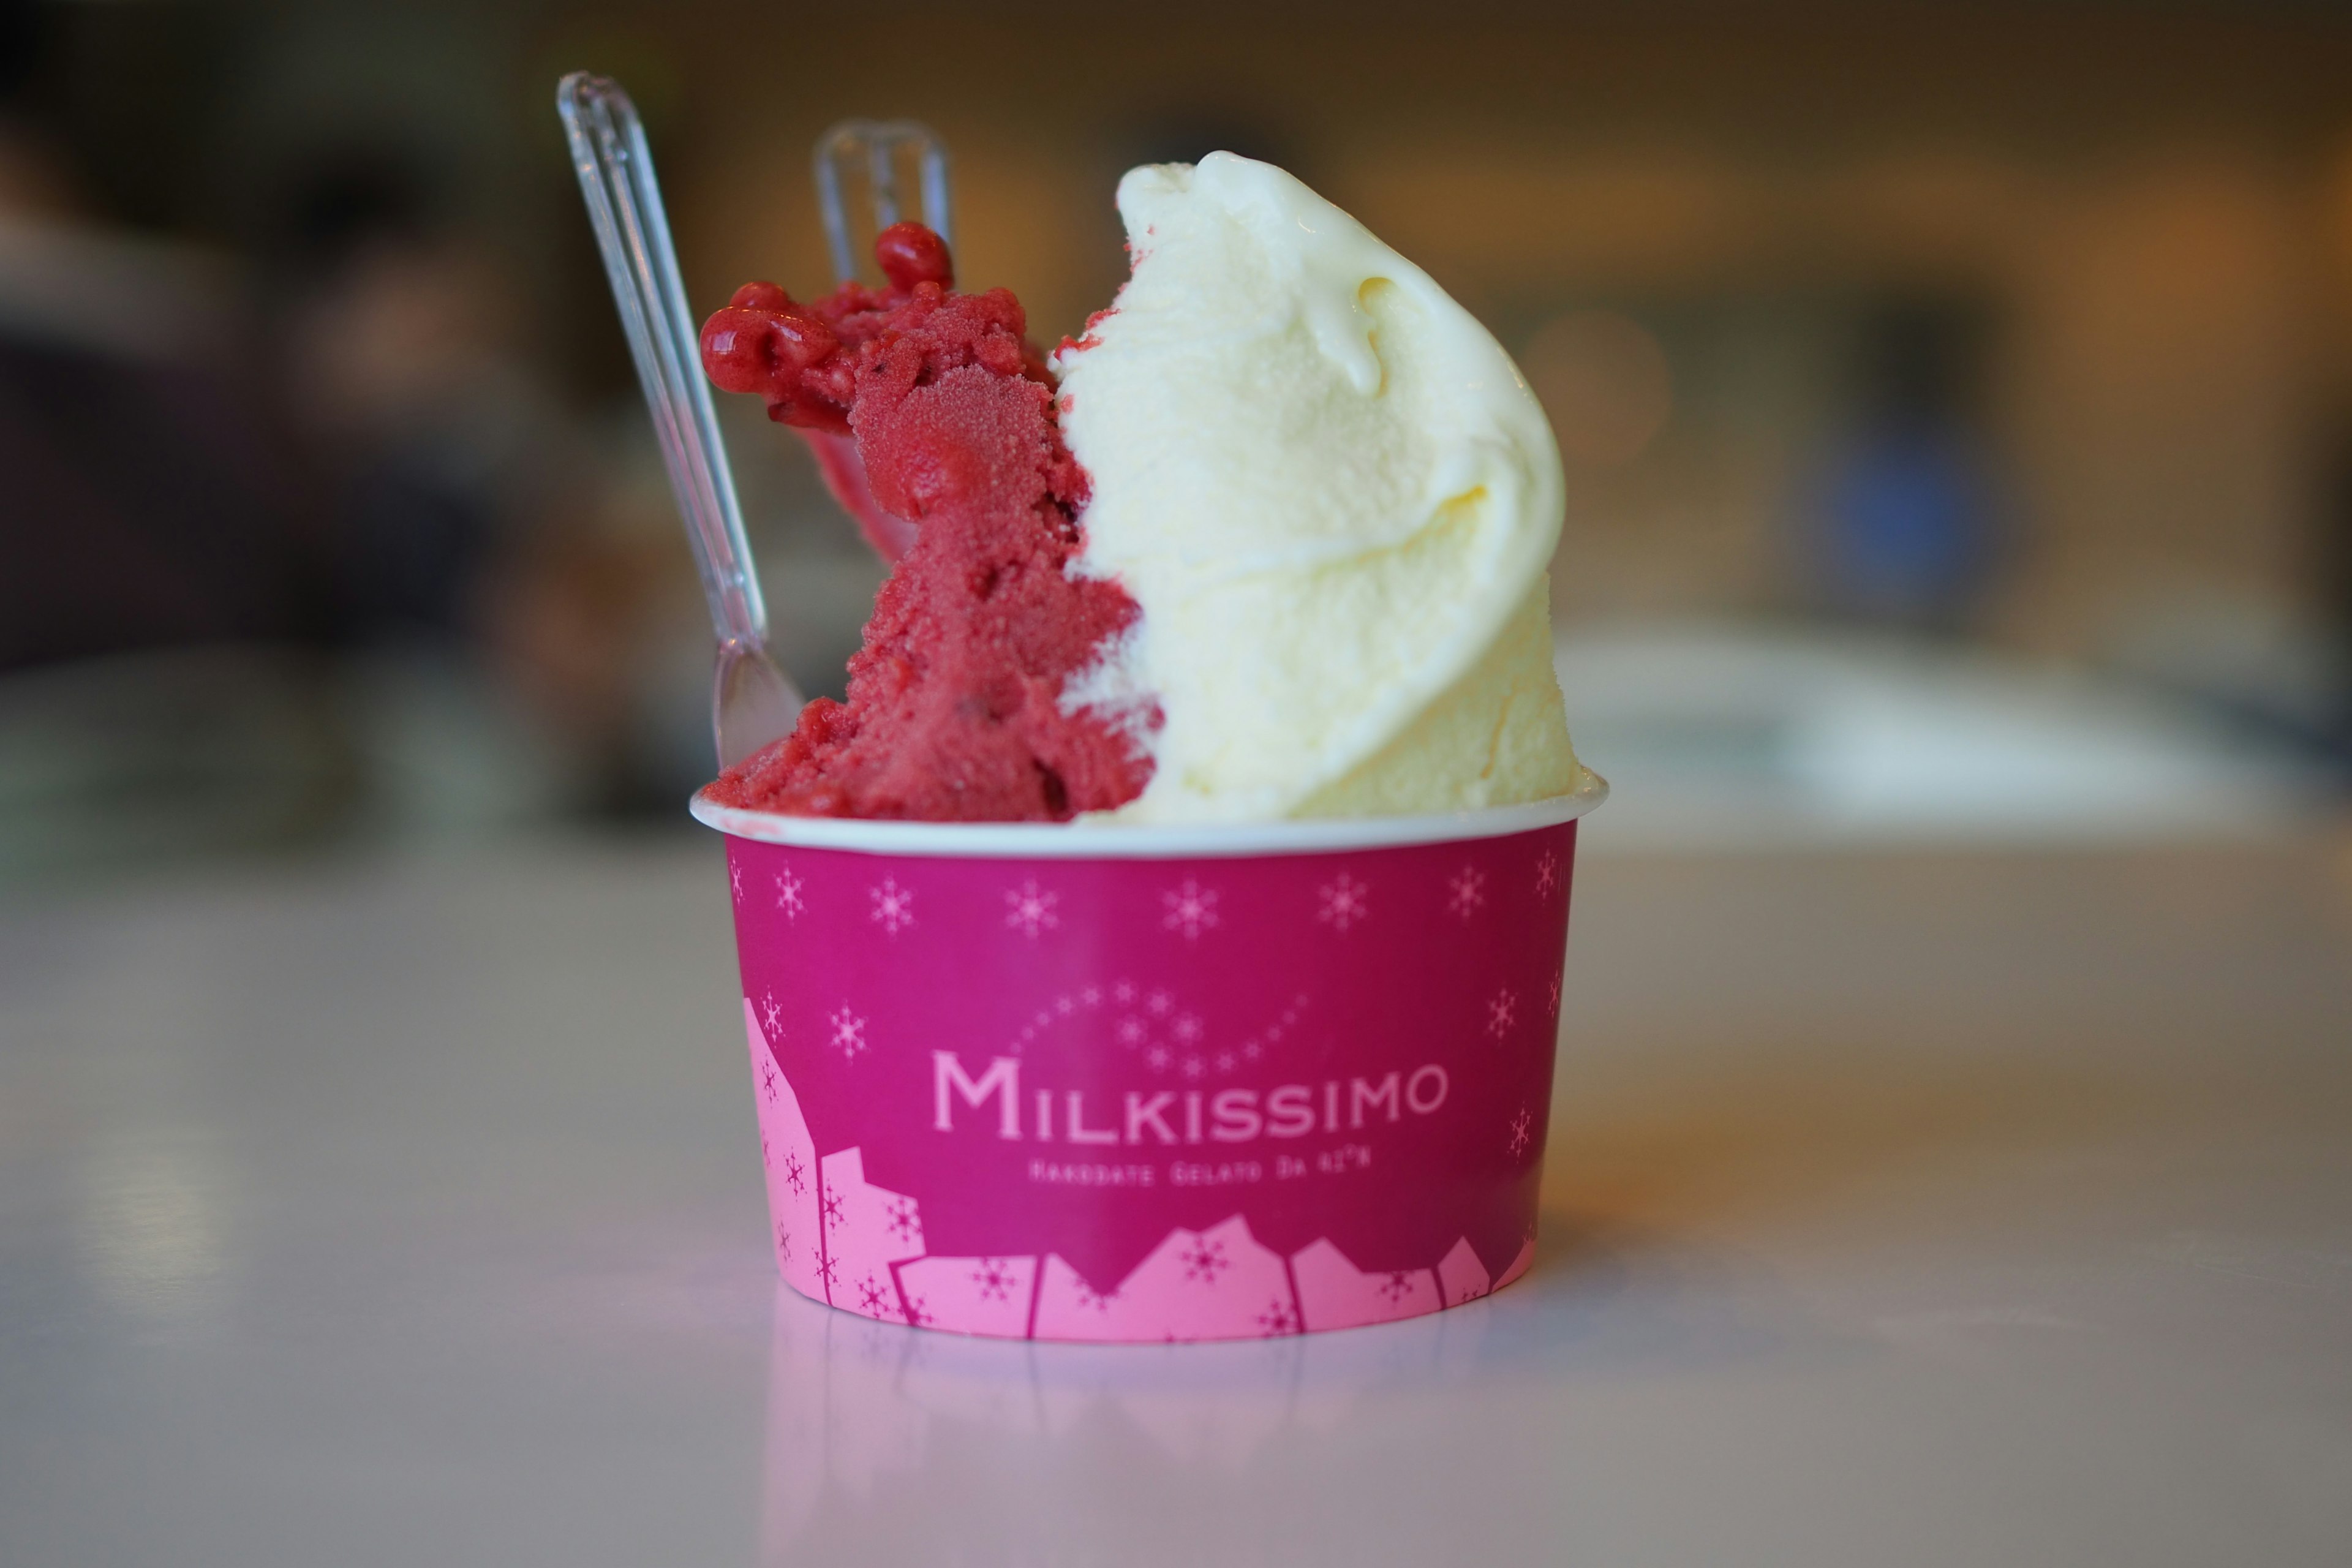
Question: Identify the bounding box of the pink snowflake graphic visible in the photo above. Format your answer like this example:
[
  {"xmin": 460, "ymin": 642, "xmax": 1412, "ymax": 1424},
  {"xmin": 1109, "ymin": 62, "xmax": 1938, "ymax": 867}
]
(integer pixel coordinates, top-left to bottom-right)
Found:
[
  {"xmin": 827, "ymin": 1006, "xmax": 867, "ymax": 1061},
  {"xmin": 901, "ymin": 1295, "xmax": 933, "ymax": 1327},
  {"xmin": 1317, "ymin": 872, "xmax": 1370, "ymax": 933},
  {"xmin": 1146, "ymin": 989, "xmax": 1173, "ymax": 1016},
  {"xmin": 1180, "ymin": 1237, "xmax": 1230, "ymax": 1284},
  {"xmin": 1115, "ymin": 1016, "xmax": 1148, "ymax": 1048},
  {"xmin": 775, "ymin": 1224, "xmax": 791, "ymax": 1263},
  {"xmin": 759, "ymin": 1057, "xmax": 780, "ymax": 1101},
  {"xmin": 821, "ymin": 1191, "xmax": 845, "ymax": 1231},
  {"xmin": 1171, "ymin": 1013, "xmax": 1204, "ymax": 1045},
  {"xmin": 1080, "ymin": 986, "xmax": 1102, "ymax": 1007},
  {"xmin": 857, "ymin": 1275, "xmax": 891, "ymax": 1316},
  {"xmin": 1162, "ymin": 880, "xmax": 1220, "ymax": 941},
  {"xmin": 884, "ymin": 1197, "xmax": 921, "ymax": 1245},
  {"xmin": 729, "ymin": 862, "xmax": 743, "ymax": 900},
  {"xmin": 760, "ymin": 992, "xmax": 784, "ymax": 1035},
  {"xmin": 1257, "ymin": 1297, "xmax": 1300, "ymax": 1336},
  {"xmin": 774, "ymin": 869, "xmax": 804, "ymax": 920},
  {"xmin": 781, "ymin": 1152, "xmax": 806, "ymax": 1196},
  {"xmin": 1182, "ymin": 1055, "xmax": 1205, "ymax": 1080},
  {"xmin": 1071, "ymin": 1280, "xmax": 1117, "ymax": 1314},
  {"xmin": 760, "ymin": 1132, "xmax": 770, "ymax": 1168},
  {"xmin": 971, "ymin": 1258, "xmax": 1020, "ymax": 1302},
  {"xmin": 1004, "ymin": 880, "xmax": 1059, "ymax": 937},
  {"xmin": 1378, "ymin": 1270, "xmax": 1417, "ymax": 1305},
  {"xmin": 1447, "ymin": 867, "xmax": 1487, "ymax": 919},
  {"xmin": 1534, "ymin": 850, "xmax": 1559, "ymax": 897},
  {"xmin": 1214, "ymin": 1050, "xmax": 1236, "ymax": 1073},
  {"xmin": 1508, "ymin": 1107, "xmax": 1533, "ymax": 1158},
  {"xmin": 869, "ymin": 878, "xmax": 915, "ymax": 935},
  {"xmin": 1547, "ymin": 971, "xmax": 1562, "ymax": 1017},
  {"xmin": 1487, "ymin": 989, "xmax": 1518, "ymax": 1038},
  {"xmin": 1112, "ymin": 980, "xmax": 1137, "ymax": 1005},
  {"xmin": 1146, "ymin": 1046, "xmax": 1172, "ymax": 1074},
  {"xmin": 815, "ymin": 1254, "xmax": 839, "ymax": 1289}
]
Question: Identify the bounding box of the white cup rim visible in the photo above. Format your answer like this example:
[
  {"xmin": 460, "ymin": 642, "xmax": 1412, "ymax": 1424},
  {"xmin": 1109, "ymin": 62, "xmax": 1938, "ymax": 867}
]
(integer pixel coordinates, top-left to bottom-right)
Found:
[{"xmin": 689, "ymin": 768, "xmax": 1607, "ymax": 860}]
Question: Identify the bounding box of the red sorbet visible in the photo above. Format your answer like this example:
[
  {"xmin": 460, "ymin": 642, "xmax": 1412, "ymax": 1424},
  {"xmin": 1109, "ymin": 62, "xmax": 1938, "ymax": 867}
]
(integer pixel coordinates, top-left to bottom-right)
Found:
[{"xmin": 698, "ymin": 224, "xmax": 1152, "ymax": 821}]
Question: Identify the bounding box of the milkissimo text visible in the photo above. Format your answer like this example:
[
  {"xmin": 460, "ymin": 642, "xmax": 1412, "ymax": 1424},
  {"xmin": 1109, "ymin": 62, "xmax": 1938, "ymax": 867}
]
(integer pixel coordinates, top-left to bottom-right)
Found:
[{"xmin": 932, "ymin": 1052, "xmax": 1448, "ymax": 1145}]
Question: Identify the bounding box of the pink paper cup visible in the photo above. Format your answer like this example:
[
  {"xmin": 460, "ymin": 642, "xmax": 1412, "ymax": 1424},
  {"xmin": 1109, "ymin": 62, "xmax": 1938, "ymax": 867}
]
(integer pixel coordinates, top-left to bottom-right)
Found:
[{"xmin": 693, "ymin": 772, "xmax": 1605, "ymax": 1343}]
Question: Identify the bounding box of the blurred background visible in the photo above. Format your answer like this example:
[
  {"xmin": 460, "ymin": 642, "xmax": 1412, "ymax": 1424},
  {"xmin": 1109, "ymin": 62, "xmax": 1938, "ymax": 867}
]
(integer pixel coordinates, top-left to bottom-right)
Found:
[{"xmin": 5, "ymin": 0, "xmax": 2351, "ymax": 876}]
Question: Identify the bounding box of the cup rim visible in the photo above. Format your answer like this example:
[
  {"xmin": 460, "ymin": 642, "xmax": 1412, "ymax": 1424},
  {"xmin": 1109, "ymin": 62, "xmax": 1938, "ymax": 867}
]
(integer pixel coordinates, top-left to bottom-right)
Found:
[{"xmin": 689, "ymin": 767, "xmax": 1607, "ymax": 860}]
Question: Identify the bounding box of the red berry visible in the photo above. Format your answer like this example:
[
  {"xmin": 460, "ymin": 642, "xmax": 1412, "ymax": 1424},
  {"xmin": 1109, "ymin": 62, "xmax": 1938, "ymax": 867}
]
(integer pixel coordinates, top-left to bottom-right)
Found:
[
  {"xmin": 730, "ymin": 281, "xmax": 793, "ymax": 311},
  {"xmin": 701, "ymin": 306, "xmax": 777, "ymax": 393},
  {"xmin": 766, "ymin": 309, "xmax": 839, "ymax": 369},
  {"xmin": 874, "ymin": 223, "xmax": 954, "ymax": 292}
]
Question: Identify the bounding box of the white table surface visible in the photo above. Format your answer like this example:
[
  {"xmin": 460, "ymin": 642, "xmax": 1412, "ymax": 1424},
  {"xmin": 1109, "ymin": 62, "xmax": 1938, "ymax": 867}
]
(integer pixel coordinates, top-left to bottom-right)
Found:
[{"xmin": 4, "ymin": 830, "xmax": 2349, "ymax": 1566}]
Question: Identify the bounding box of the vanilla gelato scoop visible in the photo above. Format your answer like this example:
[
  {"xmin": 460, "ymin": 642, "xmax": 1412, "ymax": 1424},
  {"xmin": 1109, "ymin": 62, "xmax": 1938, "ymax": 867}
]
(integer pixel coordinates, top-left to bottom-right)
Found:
[{"xmin": 1054, "ymin": 153, "xmax": 1583, "ymax": 823}]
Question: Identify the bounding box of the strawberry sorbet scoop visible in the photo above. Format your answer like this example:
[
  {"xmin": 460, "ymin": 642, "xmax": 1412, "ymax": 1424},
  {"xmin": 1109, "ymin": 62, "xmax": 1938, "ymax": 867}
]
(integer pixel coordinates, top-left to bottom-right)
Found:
[{"xmin": 699, "ymin": 224, "xmax": 1155, "ymax": 822}]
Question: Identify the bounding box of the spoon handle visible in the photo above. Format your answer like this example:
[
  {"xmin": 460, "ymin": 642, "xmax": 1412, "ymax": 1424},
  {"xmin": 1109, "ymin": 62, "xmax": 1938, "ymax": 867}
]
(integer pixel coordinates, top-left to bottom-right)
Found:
[{"xmin": 558, "ymin": 72, "xmax": 800, "ymax": 744}]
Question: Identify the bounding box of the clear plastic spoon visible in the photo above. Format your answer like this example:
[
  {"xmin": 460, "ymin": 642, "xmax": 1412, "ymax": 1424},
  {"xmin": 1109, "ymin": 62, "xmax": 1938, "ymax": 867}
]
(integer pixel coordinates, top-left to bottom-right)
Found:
[
  {"xmin": 813, "ymin": 118, "xmax": 952, "ymax": 287},
  {"xmin": 557, "ymin": 72, "xmax": 800, "ymax": 769}
]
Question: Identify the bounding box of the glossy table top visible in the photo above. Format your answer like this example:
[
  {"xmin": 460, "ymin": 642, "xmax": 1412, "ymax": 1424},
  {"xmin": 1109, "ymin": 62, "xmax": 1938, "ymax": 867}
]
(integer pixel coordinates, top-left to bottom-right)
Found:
[{"xmin": 4, "ymin": 831, "xmax": 2349, "ymax": 1565}]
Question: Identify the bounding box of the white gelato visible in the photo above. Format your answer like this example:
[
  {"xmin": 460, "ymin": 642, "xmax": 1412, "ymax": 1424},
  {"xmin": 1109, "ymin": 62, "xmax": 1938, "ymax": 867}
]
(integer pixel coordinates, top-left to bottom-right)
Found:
[{"xmin": 1053, "ymin": 153, "xmax": 1583, "ymax": 823}]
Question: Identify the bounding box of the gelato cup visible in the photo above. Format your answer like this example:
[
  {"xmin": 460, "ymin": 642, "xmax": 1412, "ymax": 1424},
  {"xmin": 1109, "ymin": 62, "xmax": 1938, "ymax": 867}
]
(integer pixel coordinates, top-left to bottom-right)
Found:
[{"xmin": 693, "ymin": 771, "xmax": 1605, "ymax": 1341}]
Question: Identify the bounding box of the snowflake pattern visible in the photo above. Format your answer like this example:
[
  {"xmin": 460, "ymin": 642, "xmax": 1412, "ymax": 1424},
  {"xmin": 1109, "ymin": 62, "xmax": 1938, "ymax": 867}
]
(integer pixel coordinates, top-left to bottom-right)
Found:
[
  {"xmin": 1508, "ymin": 1106, "xmax": 1533, "ymax": 1158},
  {"xmin": 1004, "ymin": 880, "xmax": 1059, "ymax": 938},
  {"xmin": 1487, "ymin": 989, "xmax": 1518, "ymax": 1038},
  {"xmin": 774, "ymin": 869, "xmax": 804, "ymax": 920},
  {"xmin": 1534, "ymin": 850, "xmax": 1560, "ymax": 897},
  {"xmin": 1378, "ymin": 1270, "xmax": 1417, "ymax": 1305},
  {"xmin": 816, "ymin": 1254, "xmax": 839, "ymax": 1289},
  {"xmin": 869, "ymin": 878, "xmax": 915, "ymax": 935},
  {"xmin": 827, "ymin": 1006, "xmax": 868, "ymax": 1061},
  {"xmin": 1009, "ymin": 979, "xmax": 1300, "ymax": 1084},
  {"xmin": 901, "ymin": 1295, "xmax": 933, "ymax": 1328},
  {"xmin": 1071, "ymin": 1280, "xmax": 1117, "ymax": 1314},
  {"xmin": 730, "ymin": 862, "xmax": 743, "ymax": 900},
  {"xmin": 759, "ymin": 1057, "xmax": 780, "ymax": 1101},
  {"xmin": 971, "ymin": 1258, "xmax": 1020, "ymax": 1302},
  {"xmin": 1317, "ymin": 872, "xmax": 1370, "ymax": 933},
  {"xmin": 1162, "ymin": 880, "xmax": 1220, "ymax": 941},
  {"xmin": 884, "ymin": 1196, "xmax": 921, "ymax": 1246},
  {"xmin": 857, "ymin": 1275, "xmax": 892, "ymax": 1316},
  {"xmin": 1226, "ymin": 995, "xmax": 1307, "ymax": 1069},
  {"xmin": 1447, "ymin": 866, "xmax": 1487, "ymax": 919},
  {"xmin": 1547, "ymin": 971, "xmax": 1562, "ymax": 1017},
  {"xmin": 760, "ymin": 991, "xmax": 784, "ymax": 1036},
  {"xmin": 821, "ymin": 1190, "xmax": 845, "ymax": 1231},
  {"xmin": 781, "ymin": 1150, "xmax": 806, "ymax": 1196},
  {"xmin": 1180, "ymin": 1237, "xmax": 1231, "ymax": 1284},
  {"xmin": 1257, "ymin": 1297, "xmax": 1300, "ymax": 1336},
  {"xmin": 775, "ymin": 1224, "xmax": 792, "ymax": 1264}
]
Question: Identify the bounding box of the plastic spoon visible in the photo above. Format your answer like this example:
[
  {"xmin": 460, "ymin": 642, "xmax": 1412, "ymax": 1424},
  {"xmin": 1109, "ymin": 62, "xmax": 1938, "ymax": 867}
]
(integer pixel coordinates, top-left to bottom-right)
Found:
[
  {"xmin": 800, "ymin": 118, "xmax": 954, "ymax": 564},
  {"xmin": 557, "ymin": 72, "xmax": 800, "ymax": 769}
]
